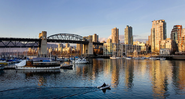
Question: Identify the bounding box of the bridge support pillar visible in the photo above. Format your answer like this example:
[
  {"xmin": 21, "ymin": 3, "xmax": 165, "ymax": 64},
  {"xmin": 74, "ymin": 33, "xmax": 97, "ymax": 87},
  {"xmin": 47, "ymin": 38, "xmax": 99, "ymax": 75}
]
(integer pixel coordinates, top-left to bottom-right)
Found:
[
  {"xmin": 83, "ymin": 35, "xmax": 93, "ymax": 56},
  {"xmin": 39, "ymin": 31, "xmax": 47, "ymax": 57}
]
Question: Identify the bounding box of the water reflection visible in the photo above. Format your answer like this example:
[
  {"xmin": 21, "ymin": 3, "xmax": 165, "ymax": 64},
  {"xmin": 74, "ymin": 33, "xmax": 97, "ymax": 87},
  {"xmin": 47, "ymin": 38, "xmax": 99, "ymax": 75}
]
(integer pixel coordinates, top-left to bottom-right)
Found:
[
  {"xmin": 17, "ymin": 70, "xmax": 61, "ymax": 87},
  {"xmin": 1, "ymin": 59, "xmax": 185, "ymax": 98},
  {"xmin": 111, "ymin": 59, "xmax": 120, "ymax": 88},
  {"xmin": 148, "ymin": 60, "xmax": 171, "ymax": 98},
  {"xmin": 171, "ymin": 60, "xmax": 185, "ymax": 95},
  {"xmin": 0, "ymin": 70, "xmax": 4, "ymax": 75},
  {"xmin": 124, "ymin": 59, "xmax": 134, "ymax": 91}
]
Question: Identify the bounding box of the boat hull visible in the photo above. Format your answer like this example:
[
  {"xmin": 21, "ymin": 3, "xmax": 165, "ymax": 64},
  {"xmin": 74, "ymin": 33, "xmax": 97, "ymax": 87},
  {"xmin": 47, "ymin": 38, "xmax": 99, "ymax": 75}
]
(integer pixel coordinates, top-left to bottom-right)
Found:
[
  {"xmin": 60, "ymin": 65, "xmax": 73, "ymax": 69},
  {"xmin": 15, "ymin": 66, "xmax": 60, "ymax": 70}
]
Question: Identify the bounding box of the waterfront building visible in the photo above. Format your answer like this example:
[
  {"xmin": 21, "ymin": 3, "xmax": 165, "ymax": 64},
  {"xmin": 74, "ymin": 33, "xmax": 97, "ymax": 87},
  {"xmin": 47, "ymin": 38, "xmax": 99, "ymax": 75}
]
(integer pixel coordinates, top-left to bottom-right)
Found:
[
  {"xmin": 58, "ymin": 44, "xmax": 63, "ymax": 53},
  {"xmin": 133, "ymin": 41, "xmax": 149, "ymax": 53},
  {"xmin": 182, "ymin": 28, "xmax": 185, "ymax": 36},
  {"xmin": 103, "ymin": 38, "xmax": 113, "ymax": 55},
  {"xmin": 151, "ymin": 20, "xmax": 166, "ymax": 52},
  {"xmin": 179, "ymin": 35, "xmax": 185, "ymax": 52},
  {"xmin": 147, "ymin": 35, "xmax": 151, "ymax": 46},
  {"xmin": 178, "ymin": 28, "xmax": 185, "ymax": 52},
  {"xmin": 103, "ymin": 40, "xmax": 141, "ymax": 56},
  {"xmin": 124, "ymin": 25, "xmax": 133, "ymax": 45},
  {"xmin": 159, "ymin": 38, "xmax": 177, "ymax": 54},
  {"xmin": 171, "ymin": 25, "xmax": 182, "ymax": 44},
  {"xmin": 111, "ymin": 27, "xmax": 119, "ymax": 44},
  {"xmin": 48, "ymin": 47, "xmax": 52, "ymax": 54},
  {"xmin": 66, "ymin": 43, "xmax": 70, "ymax": 48}
]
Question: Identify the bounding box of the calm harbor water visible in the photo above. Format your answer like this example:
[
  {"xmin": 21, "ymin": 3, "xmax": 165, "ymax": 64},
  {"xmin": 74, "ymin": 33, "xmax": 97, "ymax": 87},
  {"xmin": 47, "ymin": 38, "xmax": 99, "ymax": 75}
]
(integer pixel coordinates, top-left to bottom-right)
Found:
[{"xmin": 1, "ymin": 59, "xmax": 185, "ymax": 98}]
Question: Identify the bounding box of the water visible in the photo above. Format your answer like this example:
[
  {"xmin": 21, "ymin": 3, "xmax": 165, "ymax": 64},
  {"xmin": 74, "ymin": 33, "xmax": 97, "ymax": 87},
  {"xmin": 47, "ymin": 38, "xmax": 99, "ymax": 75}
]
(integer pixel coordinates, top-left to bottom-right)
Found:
[{"xmin": 1, "ymin": 59, "xmax": 185, "ymax": 98}]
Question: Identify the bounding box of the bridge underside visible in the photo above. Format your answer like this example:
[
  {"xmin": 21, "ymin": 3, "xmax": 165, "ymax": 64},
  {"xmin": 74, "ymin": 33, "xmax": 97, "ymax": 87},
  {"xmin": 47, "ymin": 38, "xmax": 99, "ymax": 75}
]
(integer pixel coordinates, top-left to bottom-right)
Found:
[
  {"xmin": 47, "ymin": 39, "xmax": 89, "ymax": 44},
  {"xmin": 0, "ymin": 38, "xmax": 40, "ymax": 48},
  {"xmin": 0, "ymin": 36, "xmax": 103, "ymax": 48}
]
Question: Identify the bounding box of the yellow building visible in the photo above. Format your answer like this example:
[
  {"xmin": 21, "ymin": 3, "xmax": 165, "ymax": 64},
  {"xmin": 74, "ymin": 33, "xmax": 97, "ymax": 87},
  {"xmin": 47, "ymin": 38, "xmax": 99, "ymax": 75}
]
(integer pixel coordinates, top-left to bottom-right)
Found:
[
  {"xmin": 151, "ymin": 20, "xmax": 166, "ymax": 52},
  {"xmin": 111, "ymin": 27, "xmax": 119, "ymax": 44}
]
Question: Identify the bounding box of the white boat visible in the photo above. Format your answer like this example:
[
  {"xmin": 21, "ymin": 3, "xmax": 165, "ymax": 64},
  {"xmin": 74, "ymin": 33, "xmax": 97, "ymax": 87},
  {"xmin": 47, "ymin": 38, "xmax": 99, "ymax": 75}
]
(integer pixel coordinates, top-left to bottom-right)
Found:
[
  {"xmin": 160, "ymin": 58, "xmax": 166, "ymax": 60},
  {"xmin": 60, "ymin": 63, "xmax": 73, "ymax": 69},
  {"xmin": 110, "ymin": 55, "xmax": 116, "ymax": 59},
  {"xmin": 149, "ymin": 57, "xmax": 159, "ymax": 60},
  {"xmin": 15, "ymin": 58, "xmax": 60, "ymax": 70},
  {"xmin": 126, "ymin": 57, "xmax": 132, "ymax": 60},
  {"xmin": 110, "ymin": 55, "xmax": 121, "ymax": 59},
  {"xmin": 74, "ymin": 58, "xmax": 89, "ymax": 64},
  {"xmin": 0, "ymin": 61, "xmax": 6, "ymax": 63}
]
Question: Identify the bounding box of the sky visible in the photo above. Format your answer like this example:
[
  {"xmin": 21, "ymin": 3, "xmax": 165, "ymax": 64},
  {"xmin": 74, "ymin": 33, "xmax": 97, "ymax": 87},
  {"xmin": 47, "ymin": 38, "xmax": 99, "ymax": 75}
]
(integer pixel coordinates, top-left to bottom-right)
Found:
[{"xmin": 0, "ymin": 0, "xmax": 185, "ymax": 43}]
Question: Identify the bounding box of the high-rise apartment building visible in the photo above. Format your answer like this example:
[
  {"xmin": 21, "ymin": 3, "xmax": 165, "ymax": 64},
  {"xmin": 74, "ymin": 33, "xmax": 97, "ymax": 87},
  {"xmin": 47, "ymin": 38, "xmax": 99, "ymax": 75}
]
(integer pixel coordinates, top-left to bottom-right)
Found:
[
  {"xmin": 151, "ymin": 20, "xmax": 166, "ymax": 52},
  {"xmin": 124, "ymin": 25, "xmax": 133, "ymax": 45},
  {"xmin": 92, "ymin": 34, "xmax": 99, "ymax": 42},
  {"xmin": 171, "ymin": 25, "xmax": 182, "ymax": 44},
  {"xmin": 111, "ymin": 27, "xmax": 119, "ymax": 44},
  {"xmin": 182, "ymin": 28, "xmax": 185, "ymax": 36},
  {"xmin": 147, "ymin": 35, "xmax": 151, "ymax": 45}
]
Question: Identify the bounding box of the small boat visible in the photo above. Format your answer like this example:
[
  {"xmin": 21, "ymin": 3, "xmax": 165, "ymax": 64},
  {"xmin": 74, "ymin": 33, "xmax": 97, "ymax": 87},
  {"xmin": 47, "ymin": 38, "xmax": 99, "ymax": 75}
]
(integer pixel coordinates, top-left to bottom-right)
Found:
[
  {"xmin": 60, "ymin": 63, "xmax": 73, "ymax": 69},
  {"xmin": 160, "ymin": 58, "xmax": 166, "ymax": 60},
  {"xmin": 97, "ymin": 83, "xmax": 111, "ymax": 90},
  {"xmin": 126, "ymin": 57, "xmax": 131, "ymax": 60},
  {"xmin": 149, "ymin": 57, "xmax": 159, "ymax": 60},
  {"xmin": 110, "ymin": 55, "xmax": 121, "ymax": 59},
  {"xmin": 74, "ymin": 58, "xmax": 89, "ymax": 64},
  {"xmin": 110, "ymin": 56, "xmax": 116, "ymax": 59}
]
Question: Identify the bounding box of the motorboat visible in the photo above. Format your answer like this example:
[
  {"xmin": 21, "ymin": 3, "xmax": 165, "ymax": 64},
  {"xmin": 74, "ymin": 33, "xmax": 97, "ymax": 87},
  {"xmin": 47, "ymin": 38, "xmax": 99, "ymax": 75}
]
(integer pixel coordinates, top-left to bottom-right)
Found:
[
  {"xmin": 110, "ymin": 55, "xmax": 121, "ymax": 59},
  {"xmin": 0, "ymin": 61, "xmax": 8, "ymax": 66},
  {"xmin": 149, "ymin": 57, "xmax": 159, "ymax": 60},
  {"xmin": 15, "ymin": 57, "xmax": 60, "ymax": 70},
  {"xmin": 60, "ymin": 63, "xmax": 73, "ymax": 69},
  {"xmin": 126, "ymin": 57, "xmax": 132, "ymax": 60},
  {"xmin": 110, "ymin": 55, "xmax": 117, "ymax": 59},
  {"xmin": 97, "ymin": 83, "xmax": 111, "ymax": 90},
  {"xmin": 160, "ymin": 58, "xmax": 166, "ymax": 60},
  {"xmin": 74, "ymin": 58, "xmax": 89, "ymax": 64}
]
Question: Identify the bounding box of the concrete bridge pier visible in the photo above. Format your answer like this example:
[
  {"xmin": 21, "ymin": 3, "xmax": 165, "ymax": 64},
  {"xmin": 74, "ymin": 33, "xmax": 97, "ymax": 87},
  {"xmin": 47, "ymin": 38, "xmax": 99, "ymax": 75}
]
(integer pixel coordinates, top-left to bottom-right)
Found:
[
  {"xmin": 83, "ymin": 35, "xmax": 93, "ymax": 56},
  {"xmin": 39, "ymin": 31, "xmax": 47, "ymax": 57},
  {"xmin": 83, "ymin": 35, "xmax": 93, "ymax": 64}
]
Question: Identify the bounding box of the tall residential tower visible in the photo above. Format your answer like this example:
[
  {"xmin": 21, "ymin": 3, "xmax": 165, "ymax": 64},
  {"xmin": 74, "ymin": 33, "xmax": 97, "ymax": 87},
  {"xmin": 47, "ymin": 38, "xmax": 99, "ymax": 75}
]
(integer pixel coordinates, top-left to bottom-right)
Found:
[
  {"xmin": 151, "ymin": 20, "xmax": 166, "ymax": 52},
  {"xmin": 111, "ymin": 27, "xmax": 119, "ymax": 44},
  {"xmin": 171, "ymin": 25, "xmax": 182, "ymax": 44},
  {"xmin": 124, "ymin": 25, "xmax": 133, "ymax": 45}
]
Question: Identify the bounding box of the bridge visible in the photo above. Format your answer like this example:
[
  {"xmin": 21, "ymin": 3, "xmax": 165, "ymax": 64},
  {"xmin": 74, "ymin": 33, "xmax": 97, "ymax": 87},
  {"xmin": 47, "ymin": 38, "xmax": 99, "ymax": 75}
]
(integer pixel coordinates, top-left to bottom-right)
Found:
[{"xmin": 0, "ymin": 31, "xmax": 103, "ymax": 56}]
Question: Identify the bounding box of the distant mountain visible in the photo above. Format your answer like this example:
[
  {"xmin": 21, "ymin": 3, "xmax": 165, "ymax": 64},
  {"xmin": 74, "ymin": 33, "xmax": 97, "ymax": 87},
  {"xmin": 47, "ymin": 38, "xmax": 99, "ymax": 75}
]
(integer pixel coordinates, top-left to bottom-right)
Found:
[{"xmin": 99, "ymin": 35, "xmax": 148, "ymax": 43}]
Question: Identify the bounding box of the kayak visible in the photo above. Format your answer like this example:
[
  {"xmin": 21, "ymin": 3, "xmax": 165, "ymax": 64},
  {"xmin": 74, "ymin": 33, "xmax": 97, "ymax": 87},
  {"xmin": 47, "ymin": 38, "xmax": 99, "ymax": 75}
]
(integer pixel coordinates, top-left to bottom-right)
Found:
[{"xmin": 97, "ymin": 84, "xmax": 110, "ymax": 90}]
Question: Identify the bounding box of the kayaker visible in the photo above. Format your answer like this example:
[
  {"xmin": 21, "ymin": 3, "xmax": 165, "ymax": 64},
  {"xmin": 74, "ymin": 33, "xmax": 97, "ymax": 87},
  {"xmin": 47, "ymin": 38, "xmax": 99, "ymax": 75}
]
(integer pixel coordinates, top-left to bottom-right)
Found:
[{"xmin": 102, "ymin": 83, "xmax": 106, "ymax": 87}]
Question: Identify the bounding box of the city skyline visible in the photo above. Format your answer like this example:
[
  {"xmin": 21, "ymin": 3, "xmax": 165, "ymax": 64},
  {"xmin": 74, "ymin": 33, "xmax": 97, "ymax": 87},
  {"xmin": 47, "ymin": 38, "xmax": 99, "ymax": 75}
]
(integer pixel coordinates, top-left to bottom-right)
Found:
[{"xmin": 0, "ymin": 0, "xmax": 185, "ymax": 43}]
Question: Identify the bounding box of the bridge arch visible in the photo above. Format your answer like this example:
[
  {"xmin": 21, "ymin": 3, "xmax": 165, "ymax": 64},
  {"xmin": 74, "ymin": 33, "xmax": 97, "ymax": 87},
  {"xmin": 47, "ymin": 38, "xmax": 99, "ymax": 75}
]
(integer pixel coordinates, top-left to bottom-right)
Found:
[{"xmin": 47, "ymin": 33, "xmax": 83, "ymax": 41}]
